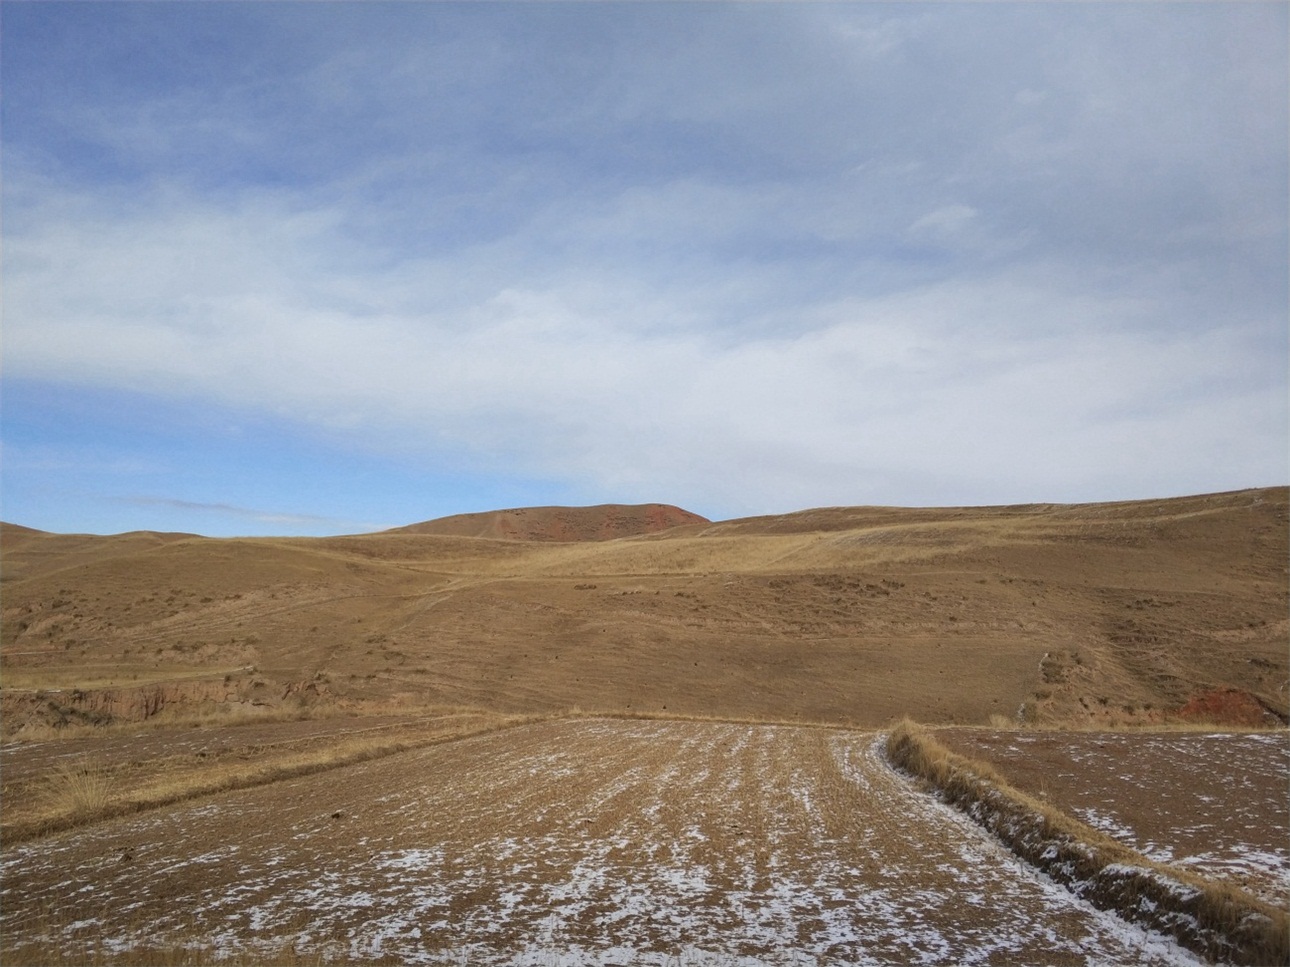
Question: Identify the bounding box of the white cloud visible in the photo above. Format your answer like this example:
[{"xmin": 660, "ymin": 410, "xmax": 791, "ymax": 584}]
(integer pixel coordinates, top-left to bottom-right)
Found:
[
  {"xmin": 4, "ymin": 174, "xmax": 1283, "ymax": 515},
  {"xmin": 3, "ymin": 2, "xmax": 1284, "ymax": 524},
  {"xmin": 112, "ymin": 495, "xmax": 380, "ymax": 529}
]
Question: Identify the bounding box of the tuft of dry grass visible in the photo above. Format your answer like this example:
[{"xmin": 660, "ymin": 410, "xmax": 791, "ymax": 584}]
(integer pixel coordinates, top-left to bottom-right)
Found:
[
  {"xmin": 45, "ymin": 760, "xmax": 115, "ymax": 815},
  {"xmin": 885, "ymin": 719, "xmax": 1290, "ymax": 966}
]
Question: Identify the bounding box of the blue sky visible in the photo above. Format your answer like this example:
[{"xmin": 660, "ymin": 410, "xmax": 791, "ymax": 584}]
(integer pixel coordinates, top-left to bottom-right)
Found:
[{"xmin": 2, "ymin": 2, "xmax": 1286, "ymax": 536}]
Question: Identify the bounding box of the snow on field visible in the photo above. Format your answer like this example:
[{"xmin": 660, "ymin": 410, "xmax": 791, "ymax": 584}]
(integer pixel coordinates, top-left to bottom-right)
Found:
[
  {"xmin": 945, "ymin": 728, "xmax": 1290, "ymax": 907},
  {"xmin": 1, "ymin": 720, "xmax": 1204, "ymax": 965}
]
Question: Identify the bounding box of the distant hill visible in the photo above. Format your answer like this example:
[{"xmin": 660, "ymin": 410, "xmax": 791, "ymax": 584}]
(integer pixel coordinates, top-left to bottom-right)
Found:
[
  {"xmin": 2, "ymin": 488, "xmax": 1285, "ymax": 731},
  {"xmin": 384, "ymin": 503, "xmax": 710, "ymax": 542},
  {"xmin": 0, "ymin": 522, "xmax": 48, "ymax": 547}
]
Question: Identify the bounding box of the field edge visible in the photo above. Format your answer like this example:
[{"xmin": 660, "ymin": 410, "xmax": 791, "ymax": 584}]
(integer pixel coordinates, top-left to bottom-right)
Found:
[{"xmin": 883, "ymin": 719, "xmax": 1290, "ymax": 966}]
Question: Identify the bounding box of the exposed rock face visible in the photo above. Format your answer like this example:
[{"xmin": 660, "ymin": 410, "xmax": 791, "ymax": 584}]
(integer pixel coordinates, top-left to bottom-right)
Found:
[{"xmin": 387, "ymin": 503, "xmax": 709, "ymax": 542}]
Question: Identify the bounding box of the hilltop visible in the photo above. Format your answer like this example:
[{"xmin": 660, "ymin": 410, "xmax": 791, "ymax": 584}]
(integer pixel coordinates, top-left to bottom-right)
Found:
[
  {"xmin": 1, "ymin": 487, "xmax": 1286, "ymax": 733},
  {"xmin": 384, "ymin": 502, "xmax": 708, "ymax": 542}
]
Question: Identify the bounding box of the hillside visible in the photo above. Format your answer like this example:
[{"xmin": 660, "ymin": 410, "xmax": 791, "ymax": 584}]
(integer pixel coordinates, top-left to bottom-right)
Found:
[
  {"xmin": 384, "ymin": 503, "xmax": 709, "ymax": 541},
  {"xmin": 1, "ymin": 488, "xmax": 1286, "ymax": 732}
]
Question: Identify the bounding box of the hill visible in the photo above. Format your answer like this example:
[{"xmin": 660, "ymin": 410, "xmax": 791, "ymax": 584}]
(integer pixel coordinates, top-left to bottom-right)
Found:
[
  {"xmin": 384, "ymin": 503, "xmax": 709, "ymax": 541},
  {"xmin": 1, "ymin": 488, "xmax": 1286, "ymax": 733}
]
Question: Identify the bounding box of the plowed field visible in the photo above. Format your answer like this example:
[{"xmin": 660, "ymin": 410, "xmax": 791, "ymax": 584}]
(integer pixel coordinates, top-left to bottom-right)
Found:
[
  {"xmin": 1, "ymin": 720, "xmax": 1200, "ymax": 965},
  {"xmin": 939, "ymin": 728, "xmax": 1290, "ymax": 908}
]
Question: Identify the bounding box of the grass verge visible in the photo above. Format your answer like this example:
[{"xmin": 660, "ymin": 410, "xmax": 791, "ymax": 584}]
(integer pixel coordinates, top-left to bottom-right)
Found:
[{"xmin": 884, "ymin": 719, "xmax": 1289, "ymax": 966}]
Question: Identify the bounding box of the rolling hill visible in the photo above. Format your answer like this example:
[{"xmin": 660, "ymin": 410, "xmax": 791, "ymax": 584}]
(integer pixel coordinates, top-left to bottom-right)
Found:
[
  {"xmin": 2, "ymin": 487, "xmax": 1286, "ymax": 732},
  {"xmin": 383, "ymin": 502, "xmax": 709, "ymax": 541}
]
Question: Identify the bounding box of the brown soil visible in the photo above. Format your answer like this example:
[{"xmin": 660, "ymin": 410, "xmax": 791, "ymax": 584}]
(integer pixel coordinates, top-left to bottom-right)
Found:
[
  {"xmin": 0, "ymin": 711, "xmax": 509, "ymax": 845},
  {"xmin": 937, "ymin": 728, "xmax": 1290, "ymax": 907},
  {"xmin": 1, "ymin": 490, "xmax": 1284, "ymax": 964},
  {"xmin": 0, "ymin": 720, "xmax": 1198, "ymax": 965}
]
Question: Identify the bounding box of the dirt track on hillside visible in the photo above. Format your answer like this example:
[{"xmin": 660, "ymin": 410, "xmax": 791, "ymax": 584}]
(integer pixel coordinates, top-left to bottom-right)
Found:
[{"xmin": 1, "ymin": 720, "xmax": 1200, "ymax": 965}]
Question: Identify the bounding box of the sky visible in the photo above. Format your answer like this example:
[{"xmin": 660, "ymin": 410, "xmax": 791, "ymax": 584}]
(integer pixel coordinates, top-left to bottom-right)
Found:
[{"xmin": 2, "ymin": 1, "xmax": 1286, "ymax": 537}]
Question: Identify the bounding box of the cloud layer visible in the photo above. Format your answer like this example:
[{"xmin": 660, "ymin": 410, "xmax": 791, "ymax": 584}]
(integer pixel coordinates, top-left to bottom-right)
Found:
[{"xmin": 3, "ymin": 3, "xmax": 1286, "ymax": 528}]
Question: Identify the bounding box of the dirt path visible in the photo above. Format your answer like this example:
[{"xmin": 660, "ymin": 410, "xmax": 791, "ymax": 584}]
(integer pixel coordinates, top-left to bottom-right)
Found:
[{"xmin": 1, "ymin": 720, "xmax": 1200, "ymax": 965}]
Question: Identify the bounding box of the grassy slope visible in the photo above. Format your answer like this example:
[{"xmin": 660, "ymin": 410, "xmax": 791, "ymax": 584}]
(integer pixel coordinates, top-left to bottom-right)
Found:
[{"xmin": 2, "ymin": 487, "xmax": 1286, "ymax": 730}]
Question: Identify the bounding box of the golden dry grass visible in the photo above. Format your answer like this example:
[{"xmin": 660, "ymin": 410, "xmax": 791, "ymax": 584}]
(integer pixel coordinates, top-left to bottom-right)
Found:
[
  {"xmin": 44, "ymin": 760, "xmax": 115, "ymax": 816},
  {"xmin": 1, "ymin": 711, "xmax": 536, "ymax": 846},
  {"xmin": 4, "ymin": 487, "xmax": 1286, "ymax": 734},
  {"xmin": 885, "ymin": 719, "xmax": 1290, "ymax": 966},
  {"xmin": 3, "ymin": 491, "xmax": 1285, "ymax": 965}
]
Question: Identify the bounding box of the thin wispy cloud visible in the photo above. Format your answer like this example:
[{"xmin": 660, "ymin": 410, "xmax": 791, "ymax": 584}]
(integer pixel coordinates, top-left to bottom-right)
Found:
[
  {"xmin": 2, "ymin": 3, "xmax": 1285, "ymax": 535},
  {"xmin": 112, "ymin": 495, "xmax": 381, "ymax": 531}
]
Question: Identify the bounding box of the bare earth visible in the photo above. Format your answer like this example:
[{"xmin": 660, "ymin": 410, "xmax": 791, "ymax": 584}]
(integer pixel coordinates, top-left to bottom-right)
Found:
[
  {"xmin": 0, "ymin": 719, "xmax": 1201, "ymax": 966},
  {"xmin": 1, "ymin": 490, "xmax": 1286, "ymax": 964},
  {"xmin": 938, "ymin": 727, "xmax": 1290, "ymax": 908}
]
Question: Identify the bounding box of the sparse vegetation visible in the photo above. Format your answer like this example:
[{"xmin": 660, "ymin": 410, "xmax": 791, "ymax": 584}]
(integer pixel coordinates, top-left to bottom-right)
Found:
[
  {"xmin": 3, "ymin": 710, "xmax": 533, "ymax": 846},
  {"xmin": 2, "ymin": 490, "xmax": 1286, "ymax": 964},
  {"xmin": 884, "ymin": 719, "xmax": 1290, "ymax": 966}
]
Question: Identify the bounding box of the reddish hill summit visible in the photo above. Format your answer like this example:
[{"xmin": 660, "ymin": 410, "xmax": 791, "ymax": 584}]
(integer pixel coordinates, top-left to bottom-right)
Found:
[{"xmin": 385, "ymin": 503, "xmax": 709, "ymax": 542}]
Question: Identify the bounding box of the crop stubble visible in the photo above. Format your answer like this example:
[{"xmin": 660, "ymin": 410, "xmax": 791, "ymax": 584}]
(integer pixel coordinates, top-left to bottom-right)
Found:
[{"xmin": 1, "ymin": 720, "xmax": 1200, "ymax": 965}]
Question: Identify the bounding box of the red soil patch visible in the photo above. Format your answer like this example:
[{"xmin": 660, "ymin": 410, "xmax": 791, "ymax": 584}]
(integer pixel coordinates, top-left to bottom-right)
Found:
[{"xmin": 1176, "ymin": 687, "xmax": 1278, "ymax": 726}]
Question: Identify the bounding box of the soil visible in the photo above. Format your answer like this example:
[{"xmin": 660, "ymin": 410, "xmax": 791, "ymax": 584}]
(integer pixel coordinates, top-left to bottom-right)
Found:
[
  {"xmin": 0, "ymin": 720, "xmax": 1202, "ymax": 966},
  {"xmin": 1, "ymin": 489, "xmax": 1284, "ymax": 964},
  {"xmin": 1176, "ymin": 687, "xmax": 1280, "ymax": 726},
  {"xmin": 937, "ymin": 728, "xmax": 1290, "ymax": 907},
  {"xmin": 0, "ymin": 714, "xmax": 437, "ymax": 790}
]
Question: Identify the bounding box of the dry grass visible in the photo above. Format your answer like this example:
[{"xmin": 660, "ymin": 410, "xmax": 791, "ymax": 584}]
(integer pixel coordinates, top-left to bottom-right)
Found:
[
  {"xmin": 0, "ymin": 664, "xmax": 247, "ymax": 691},
  {"xmin": 1, "ymin": 712, "xmax": 540, "ymax": 847},
  {"xmin": 44, "ymin": 760, "xmax": 115, "ymax": 815},
  {"xmin": 1, "ymin": 695, "xmax": 463, "ymax": 744},
  {"xmin": 5, "ymin": 488, "xmax": 1286, "ymax": 731},
  {"xmin": 563, "ymin": 705, "xmax": 867, "ymax": 731},
  {"xmin": 2, "ymin": 704, "xmax": 311, "ymax": 746},
  {"xmin": 885, "ymin": 719, "xmax": 1290, "ymax": 966},
  {"xmin": 952, "ymin": 717, "xmax": 1283, "ymax": 735}
]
